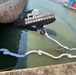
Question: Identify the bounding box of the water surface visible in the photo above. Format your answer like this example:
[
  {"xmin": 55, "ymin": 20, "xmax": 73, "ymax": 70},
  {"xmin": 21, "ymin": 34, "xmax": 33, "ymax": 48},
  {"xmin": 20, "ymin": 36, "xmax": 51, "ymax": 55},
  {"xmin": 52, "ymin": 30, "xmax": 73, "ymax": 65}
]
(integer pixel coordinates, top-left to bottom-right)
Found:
[{"xmin": 0, "ymin": 0, "xmax": 76, "ymax": 71}]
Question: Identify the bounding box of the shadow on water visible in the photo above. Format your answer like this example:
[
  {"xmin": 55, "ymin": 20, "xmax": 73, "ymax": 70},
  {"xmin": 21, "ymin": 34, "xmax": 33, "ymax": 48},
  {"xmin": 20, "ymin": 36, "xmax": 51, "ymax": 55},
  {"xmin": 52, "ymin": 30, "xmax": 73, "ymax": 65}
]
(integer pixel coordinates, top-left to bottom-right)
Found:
[
  {"xmin": 1, "ymin": 0, "xmax": 76, "ymax": 71},
  {"xmin": 0, "ymin": 6, "xmax": 29, "ymax": 71},
  {"xmin": 0, "ymin": 26, "xmax": 28, "ymax": 71},
  {"xmin": 0, "ymin": 24, "xmax": 19, "ymax": 71},
  {"xmin": 0, "ymin": 0, "xmax": 65, "ymax": 71},
  {"xmin": 0, "ymin": 0, "xmax": 30, "ymax": 71},
  {"xmin": 46, "ymin": 28, "xmax": 57, "ymax": 36},
  {"xmin": 15, "ymin": 30, "xmax": 28, "ymax": 69}
]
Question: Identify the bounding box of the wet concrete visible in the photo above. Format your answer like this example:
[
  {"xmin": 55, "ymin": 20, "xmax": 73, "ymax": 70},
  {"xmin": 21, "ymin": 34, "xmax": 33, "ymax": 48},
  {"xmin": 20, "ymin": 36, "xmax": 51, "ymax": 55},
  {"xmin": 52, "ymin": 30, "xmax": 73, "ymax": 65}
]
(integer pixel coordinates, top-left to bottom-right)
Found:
[{"xmin": 0, "ymin": 62, "xmax": 76, "ymax": 75}]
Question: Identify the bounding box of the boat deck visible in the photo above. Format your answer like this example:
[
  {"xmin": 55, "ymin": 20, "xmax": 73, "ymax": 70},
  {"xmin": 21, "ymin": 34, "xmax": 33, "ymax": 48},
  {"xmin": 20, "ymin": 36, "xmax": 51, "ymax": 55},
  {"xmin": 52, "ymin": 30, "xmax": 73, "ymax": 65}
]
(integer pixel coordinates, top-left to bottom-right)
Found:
[
  {"xmin": 63, "ymin": 2, "xmax": 76, "ymax": 12},
  {"xmin": 14, "ymin": 13, "xmax": 56, "ymax": 27}
]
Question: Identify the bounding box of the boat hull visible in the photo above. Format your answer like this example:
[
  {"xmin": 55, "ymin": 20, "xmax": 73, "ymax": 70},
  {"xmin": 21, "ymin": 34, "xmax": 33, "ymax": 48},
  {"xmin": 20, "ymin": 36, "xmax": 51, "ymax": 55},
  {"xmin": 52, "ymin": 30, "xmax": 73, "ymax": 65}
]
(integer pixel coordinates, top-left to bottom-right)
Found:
[{"xmin": 0, "ymin": 0, "xmax": 26, "ymax": 23}]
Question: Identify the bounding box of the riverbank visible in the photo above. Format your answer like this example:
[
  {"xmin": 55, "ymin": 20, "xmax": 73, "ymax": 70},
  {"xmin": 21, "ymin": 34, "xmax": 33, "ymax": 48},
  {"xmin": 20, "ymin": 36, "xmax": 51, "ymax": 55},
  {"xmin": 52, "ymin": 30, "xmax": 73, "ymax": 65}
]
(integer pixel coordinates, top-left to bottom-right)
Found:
[{"xmin": 0, "ymin": 62, "xmax": 76, "ymax": 75}]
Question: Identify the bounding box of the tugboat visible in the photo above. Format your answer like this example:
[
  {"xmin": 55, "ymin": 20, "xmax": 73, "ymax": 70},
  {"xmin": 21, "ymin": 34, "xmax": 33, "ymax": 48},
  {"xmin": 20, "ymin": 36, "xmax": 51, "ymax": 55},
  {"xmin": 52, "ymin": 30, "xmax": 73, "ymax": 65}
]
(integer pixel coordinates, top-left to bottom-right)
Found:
[
  {"xmin": 25, "ymin": 9, "xmax": 56, "ymax": 34},
  {"xmin": 14, "ymin": 9, "xmax": 56, "ymax": 34},
  {"xmin": 0, "ymin": 0, "xmax": 26, "ymax": 23}
]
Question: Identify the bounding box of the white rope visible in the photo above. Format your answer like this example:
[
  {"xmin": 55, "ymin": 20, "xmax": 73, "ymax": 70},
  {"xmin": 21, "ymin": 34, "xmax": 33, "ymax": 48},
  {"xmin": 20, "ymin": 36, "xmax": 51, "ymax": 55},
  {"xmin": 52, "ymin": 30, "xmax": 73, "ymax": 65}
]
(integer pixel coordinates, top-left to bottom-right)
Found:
[
  {"xmin": 0, "ymin": 26, "xmax": 76, "ymax": 59},
  {"xmin": 44, "ymin": 26, "xmax": 76, "ymax": 50},
  {"xmin": 0, "ymin": 48, "xmax": 76, "ymax": 59}
]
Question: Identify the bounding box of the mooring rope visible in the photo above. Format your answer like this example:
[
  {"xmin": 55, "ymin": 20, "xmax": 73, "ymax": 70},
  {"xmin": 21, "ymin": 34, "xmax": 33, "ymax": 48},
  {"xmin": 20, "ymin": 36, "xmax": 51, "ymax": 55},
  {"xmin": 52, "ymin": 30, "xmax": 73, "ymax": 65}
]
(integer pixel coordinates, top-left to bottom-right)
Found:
[
  {"xmin": 44, "ymin": 26, "xmax": 76, "ymax": 51},
  {"xmin": 0, "ymin": 49, "xmax": 76, "ymax": 59},
  {"xmin": 0, "ymin": 26, "xmax": 76, "ymax": 59}
]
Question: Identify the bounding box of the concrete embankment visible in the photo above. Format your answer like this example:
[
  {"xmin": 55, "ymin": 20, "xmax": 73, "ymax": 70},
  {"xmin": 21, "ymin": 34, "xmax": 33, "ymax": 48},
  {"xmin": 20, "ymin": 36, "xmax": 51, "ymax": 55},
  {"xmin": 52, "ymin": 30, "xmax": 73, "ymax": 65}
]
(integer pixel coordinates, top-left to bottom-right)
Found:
[{"xmin": 0, "ymin": 62, "xmax": 76, "ymax": 75}]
